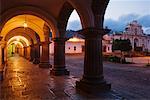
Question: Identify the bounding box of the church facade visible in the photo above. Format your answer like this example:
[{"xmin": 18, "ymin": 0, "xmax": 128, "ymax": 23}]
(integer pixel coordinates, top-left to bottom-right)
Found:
[{"xmin": 106, "ymin": 20, "xmax": 150, "ymax": 53}]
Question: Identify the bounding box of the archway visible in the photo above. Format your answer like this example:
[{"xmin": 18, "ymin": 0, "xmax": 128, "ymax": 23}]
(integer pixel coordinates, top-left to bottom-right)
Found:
[
  {"xmin": 49, "ymin": 1, "xmax": 111, "ymax": 93},
  {"xmin": 0, "ymin": 6, "xmax": 59, "ymax": 38},
  {"xmin": 64, "ymin": 9, "xmax": 84, "ymax": 77},
  {"xmin": 6, "ymin": 36, "xmax": 30, "ymax": 58},
  {"xmin": 1, "ymin": 15, "xmax": 48, "ymax": 42},
  {"xmin": 0, "ymin": 0, "xmax": 112, "ymax": 95},
  {"xmin": 0, "ymin": 14, "xmax": 55, "ymax": 68},
  {"xmin": 7, "ymin": 41, "xmax": 24, "ymax": 57}
]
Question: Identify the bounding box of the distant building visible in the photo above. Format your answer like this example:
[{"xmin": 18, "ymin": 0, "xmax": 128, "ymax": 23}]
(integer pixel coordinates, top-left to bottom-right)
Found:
[
  {"xmin": 50, "ymin": 20, "xmax": 150, "ymax": 55},
  {"xmin": 49, "ymin": 30, "xmax": 111, "ymax": 54},
  {"xmin": 111, "ymin": 20, "xmax": 150, "ymax": 52},
  {"xmin": 50, "ymin": 37, "xmax": 85, "ymax": 54}
]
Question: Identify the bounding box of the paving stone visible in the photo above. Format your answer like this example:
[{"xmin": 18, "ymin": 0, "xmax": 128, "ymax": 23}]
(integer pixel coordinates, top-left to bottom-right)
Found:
[{"xmin": 1, "ymin": 55, "xmax": 150, "ymax": 99}]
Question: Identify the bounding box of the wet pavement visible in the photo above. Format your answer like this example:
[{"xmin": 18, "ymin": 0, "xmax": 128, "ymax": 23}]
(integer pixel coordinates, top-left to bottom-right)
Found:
[
  {"xmin": 65, "ymin": 55, "xmax": 150, "ymax": 99},
  {"xmin": 0, "ymin": 55, "xmax": 121, "ymax": 100},
  {"xmin": 0, "ymin": 54, "xmax": 150, "ymax": 99}
]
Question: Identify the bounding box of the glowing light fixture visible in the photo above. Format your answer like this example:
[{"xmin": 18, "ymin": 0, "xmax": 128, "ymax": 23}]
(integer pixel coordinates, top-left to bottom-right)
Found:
[
  {"xmin": 23, "ymin": 22, "xmax": 28, "ymax": 28},
  {"xmin": 14, "ymin": 42, "xmax": 17, "ymax": 45},
  {"xmin": 16, "ymin": 38, "xmax": 20, "ymax": 41},
  {"xmin": 23, "ymin": 15, "xmax": 28, "ymax": 28}
]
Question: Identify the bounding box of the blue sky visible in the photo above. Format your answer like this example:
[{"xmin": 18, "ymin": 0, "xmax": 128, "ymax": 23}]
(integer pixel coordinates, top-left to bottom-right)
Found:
[
  {"xmin": 67, "ymin": 0, "xmax": 150, "ymax": 33},
  {"xmin": 105, "ymin": 0, "xmax": 150, "ymax": 20}
]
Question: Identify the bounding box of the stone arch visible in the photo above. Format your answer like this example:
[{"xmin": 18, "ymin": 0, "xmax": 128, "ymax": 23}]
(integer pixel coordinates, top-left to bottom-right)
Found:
[
  {"xmin": 91, "ymin": 0, "xmax": 110, "ymax": 27},
  {"xmin": 8, "ymin": 40, "xmax": 26, "ymax": 48},
  {"xmin": 7, "ymin": 40, "xmax": 26, "ymax": 57},
  {"xmin": 67, "ymin": 0, "xmax": 95, "ymax": 28},
  {"xmin": 6, "ymin": 33, "xmax": 33, "ymax": 46},
  {"xmin": 1, "ymin": 15, "xmax": 45, "ymax": 42},
  {"xmin": 57, "ymin": 1, "xmax": 94, "ymax": 37},
  {"xmin": 4, "ymin": 27, "xmax": 39, "ymax": 44},
  {"xmin": 7, "ymin": 36, "xmax": 30, "ymax": 46},
  {"xmin": 0, "ymin": 6, "xmax": 59, "ymax": 38},
  {"xmin": 57, "ymin": 2, "xmax": 74, "ymax": 37}
]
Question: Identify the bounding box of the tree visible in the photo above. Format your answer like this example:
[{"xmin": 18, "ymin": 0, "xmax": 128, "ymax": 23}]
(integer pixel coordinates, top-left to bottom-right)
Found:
[
  {"xmin": 112, "ymin": 39, "xmax": 132, "ymax": 52},
  {"xmin": 112, "ymin": 39, "xmax": 132, "ymax": 63}
]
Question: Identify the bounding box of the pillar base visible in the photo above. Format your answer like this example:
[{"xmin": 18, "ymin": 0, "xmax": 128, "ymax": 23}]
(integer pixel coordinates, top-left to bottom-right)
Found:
[
  {"xmin": 33, "ymin": 58, "xmax": 40, "ymax": 64},
  {"xmin": 39, "ymin": 62, "xmax": 52, "ymax": 68},
  {"xmin": 50, "ymin": 67, "xmax": 69, "ymax": 76},
  {"xmin": 76, "ymin": 79, "xmax": 111, "ymax": 93}
]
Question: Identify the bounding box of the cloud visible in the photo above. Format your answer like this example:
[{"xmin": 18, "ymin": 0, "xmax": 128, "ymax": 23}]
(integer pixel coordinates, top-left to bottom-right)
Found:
[
  {"xmin": 118, "ymin": 14, "xmax": 139, "ymax": 23},
  {"xmin": 138, "ymin": 15, "xmax": 150, "ymax": 27},
  {"xmin": 66, "ymin": 20, "xmax": 82, "ymax": 31},
  {"xmin": 144, "ymin": 27, "xmax": 150, "ymax": 34},
  {"xmin": 66, "ymin": 14, "xmax": 150, "ymax": 33},
  {"xmin": 104, "ymin": 14, "xmax": 150, "ymax": 33},
  {"xmin": 104, "ymin": 19, "xmax": 125, "ymax": 32}
]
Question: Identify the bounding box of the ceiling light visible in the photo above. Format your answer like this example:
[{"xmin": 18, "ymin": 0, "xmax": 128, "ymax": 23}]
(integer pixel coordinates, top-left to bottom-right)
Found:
[
  {"xmin": 17, "ymin": 38, "xmax": 20, "ymax": 41},
  {"xmin": 23, "ymin": 22, "xmax": 28, "ymax": 28},
  {"xmin": 23, "ymin": 15, "xmax": 28, "ymax": 28}
]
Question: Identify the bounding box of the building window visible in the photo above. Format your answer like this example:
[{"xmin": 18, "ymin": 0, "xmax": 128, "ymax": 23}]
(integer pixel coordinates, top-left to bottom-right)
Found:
[
  {"xmin": 74, "ymin": 46, "xmax": 76, "ymax": 51},
  {"xmin": 68, "ymin": 47, "xmax": 70, "ymax": 50}
]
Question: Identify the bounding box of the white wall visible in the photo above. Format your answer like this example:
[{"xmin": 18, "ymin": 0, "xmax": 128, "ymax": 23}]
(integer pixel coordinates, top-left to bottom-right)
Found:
[
  {"xmin": 49, "ymin": 42, "xmax": 84, "ymax": 54},
  {"xmin": 65, "ymin": 42, "xmax": 84, "ymax": 54}
]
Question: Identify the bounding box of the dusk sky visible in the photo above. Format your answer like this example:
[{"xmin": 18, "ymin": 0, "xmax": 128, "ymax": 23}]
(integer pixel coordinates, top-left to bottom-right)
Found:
[
  {"xmin": 67, "ymin": 0, "xmax": 150, "ymax": 33},
  {"xmin": 105, "ymin": 0, "xmax": 150, "ymax": 20}
]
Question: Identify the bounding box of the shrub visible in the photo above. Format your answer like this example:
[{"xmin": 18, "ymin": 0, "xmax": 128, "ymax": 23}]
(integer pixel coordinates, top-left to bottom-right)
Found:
[{"xmin": 108, "ymin": 56, "xmax": 121, "ymax": 63}]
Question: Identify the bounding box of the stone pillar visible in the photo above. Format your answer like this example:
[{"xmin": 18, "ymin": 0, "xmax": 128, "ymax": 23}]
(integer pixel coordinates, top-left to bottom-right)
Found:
[
  {"xmin": 29, "ymin": 45, "xmax": 34, "ymax": 61},
  {"xmin": 33, "ymin": 44, "xmax": 40, "ymax": 64},
  {"xmin": 39, "ymin": 23, "xmax": 52, "ymax": 68},
  {"xmin": 24, "ymin": 47, "xmax": 27, "ymax": 58},
  {"xmin": 25, "ymin": 46, "xmax": 30, "ymax": 59},
  {"xmin": 0, "ymin": 40, "xmax": 6, "ymax": 64},
  {"xmin": 2, "ymin": 48, "xmax": 5, "ymax": 64},
  {"xmin": 39, "ymin": 41, "xmax": 52, "ymax": 68},
  {"xmin": 50, "ymin": 38, "xmax": 69, "ymax": 75},
  {"xmin": 76, "ymin": 28, "xmax": 111, "ymax": 93}
]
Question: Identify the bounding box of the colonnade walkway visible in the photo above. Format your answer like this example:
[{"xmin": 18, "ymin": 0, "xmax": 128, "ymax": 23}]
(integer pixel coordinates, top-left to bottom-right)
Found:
[{"xmin": 0, "ymin": 55, "xmax": 119, "ymax": 100}]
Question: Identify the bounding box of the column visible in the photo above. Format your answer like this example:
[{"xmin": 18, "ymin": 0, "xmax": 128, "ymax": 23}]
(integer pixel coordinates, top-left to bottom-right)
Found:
[
  {"xmin": 76, "ymin": 28, "xmax": 111, "ymax": 93},
  {"xmin": 50, "ymin": 38, "xmax": 69, "ymax": 75},
  {"xmin": 24, "ymin": 47, "xmax": 27, "ymax": 59},
  {"xmin": 26, "ymin": 46, "xmax": 30, "ymax": 60},
  {"xmin": 2, "ymin": 48, "xmax": 5, "ymax": 64},
  {"xmin": 39, "ymin": 41, "xmax": 52, "ymax": 68},
  {"xmin": 29, "ymin": 45, "xmax": 34, "ymax": 61},
  {"xmin": 33, "ymin": 44, "xmax": 40, "ymax": 64}
]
